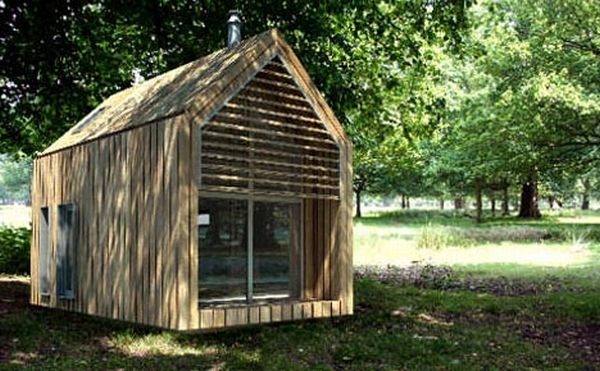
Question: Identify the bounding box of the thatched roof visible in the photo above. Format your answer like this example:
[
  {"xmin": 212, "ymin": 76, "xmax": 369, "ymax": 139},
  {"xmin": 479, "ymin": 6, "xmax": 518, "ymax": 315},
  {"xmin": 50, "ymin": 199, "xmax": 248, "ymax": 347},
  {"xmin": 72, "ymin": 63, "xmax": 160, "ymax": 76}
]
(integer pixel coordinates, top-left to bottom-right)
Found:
[{"xmin": 42, "ymin": 29, "xmax": 348, "ymax": 156}]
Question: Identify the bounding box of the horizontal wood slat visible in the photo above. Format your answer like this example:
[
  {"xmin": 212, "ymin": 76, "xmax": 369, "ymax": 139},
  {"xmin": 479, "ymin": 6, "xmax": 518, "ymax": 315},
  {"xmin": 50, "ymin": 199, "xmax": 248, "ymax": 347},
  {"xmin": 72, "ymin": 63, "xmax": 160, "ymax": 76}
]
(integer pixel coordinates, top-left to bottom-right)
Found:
[
  {"xmin": 248, "ymin": 78, "xmax": 303, "ymax": 97},
  {"xmin": 214, "ymin": 112, "xmax": 329, "ymax": 135},
  {"xmin": 202, "ymin": 174, "xmax": 339, "ymax": 191},
  {"xmin": 230, "ymin": 95, "xmax": 313, "ymax": 115},
  {"xmin": 200, "ymin": 56, "xmax": 340, "ymax": 199},
  {"xmin": 202, "ymin": 152, "xmax": 339, "ymax": 174},
  {"xmin": 202, "ymin": 131, "xmax": 338, "ymax": 155},
  {"xmin": 241, "ymin": 86, "xmax": 314, "ymax": 108},
  {"xmin": 203, "ymin": 141, "xmax": 338, "ymax": 163},
  {"xmin": 199, "ymin": 300, "xmax": 342, "ymax": 330},
  {"xmin": 256, "ymin": 68, "xmax": 296, "ymax": 82},
  {"xmin": 32, "ymin": 33, "xmax": 353, "ymax": 333},
  {"xmin": 200, "ymin": 186, "xmax": 341, "ymax": 200},
  {"xmin": 201, "ymin": 163, "xmax": 339, "ymax": 183},
  {"xmin": 264, "ymin": 60, "xmax": 288, "ymax": 74},
  {"xmin": 208, "ymin": 121, "xmax": 336, "ymax": 145},
  {"xmin": 223, "ymin": 103, "xmax": 321, "ymax": 125}
]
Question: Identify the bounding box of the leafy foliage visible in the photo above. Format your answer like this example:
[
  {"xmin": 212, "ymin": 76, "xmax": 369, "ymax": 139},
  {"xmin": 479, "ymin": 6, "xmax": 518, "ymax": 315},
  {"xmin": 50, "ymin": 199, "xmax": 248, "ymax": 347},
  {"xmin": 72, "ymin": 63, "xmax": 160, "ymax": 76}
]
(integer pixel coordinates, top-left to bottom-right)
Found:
[
  {"xmin": 423, "ymin": 0, "xmax": 600, "ymax": 218},
  {"xmin": 0, "ymin": 155, "xmax": 32, "ymax": 204},
  {"xmin": 0, "ymin": 226, "xmax": 31, "ymax": 274},
  {"xmin": 0, "ymin": 0, "xmax": 597, "ymax": 217}
]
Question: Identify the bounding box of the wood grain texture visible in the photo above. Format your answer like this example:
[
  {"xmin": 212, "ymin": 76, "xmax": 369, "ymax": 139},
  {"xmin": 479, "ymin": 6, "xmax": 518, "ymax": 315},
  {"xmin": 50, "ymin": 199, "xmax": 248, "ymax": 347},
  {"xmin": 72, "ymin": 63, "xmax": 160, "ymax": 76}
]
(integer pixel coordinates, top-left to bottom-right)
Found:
[
  {"xmin": 303, "ymin": 199, "xmax": 314, "ymax": 300},
  {"xmin": 31, "ymin": 29, "xmax": 354, "ymax": 332},
  {"xmin": 30, "ymin": 114, "xmax": 197, "ymax": 330},
  {"xmin": 187, "ymin": 113, "xmax": 200, "ymax": 329},
  {"xmin": 196, "ymin": 301, "xmax": 341, "ymax": 330}
]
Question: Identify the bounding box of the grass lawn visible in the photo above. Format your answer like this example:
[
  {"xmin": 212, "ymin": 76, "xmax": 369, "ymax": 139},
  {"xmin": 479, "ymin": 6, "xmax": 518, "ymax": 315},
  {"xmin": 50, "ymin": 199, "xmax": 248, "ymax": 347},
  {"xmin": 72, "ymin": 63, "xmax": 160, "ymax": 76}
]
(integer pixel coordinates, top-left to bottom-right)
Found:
[{"xmin": 1, "ymin": 208, "xmax": 600, "ymax": 369}]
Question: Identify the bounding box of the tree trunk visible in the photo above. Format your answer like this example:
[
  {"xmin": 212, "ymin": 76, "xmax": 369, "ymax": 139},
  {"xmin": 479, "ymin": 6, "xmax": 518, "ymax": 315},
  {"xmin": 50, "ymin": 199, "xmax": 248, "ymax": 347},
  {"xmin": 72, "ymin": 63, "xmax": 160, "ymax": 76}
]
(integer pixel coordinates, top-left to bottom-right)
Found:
[
  {"xmin": 440, "ymin": 198, "xmax": 444, "ymax": 210},
  {"xmin": 548, "ymin": 196, "xmax": 555, "ymax": 210},
  {"xmin": 491, "ymin": 196, "xmax": 496, "ymax": 217},
  {"xmin": 406, "ymin": 197, "xmax": 410, "ymax": 209},
  {"xmin": 502, "ymin": 185, "xmax": 510, "ymax": 216},
  {"xmin": 26, "ymin": 183, "xmax": 32, "ymax": 206},
  {"xmin": 582, "ymin": 179, "xmax": 591, "ymax": 210},
  {"xmin": 518, "ymin": 176, "xmax": 541, "ymax": 219},
  {"xmin": 454, "ymin": 197, "xmax": 464, "ymax": 209},
  {"xmin": 475, "ymin": 182, "xmax": 483, "ymax": 223},
  {"xmin": 356, "ymin": 190, "xmax": 362, "ymax": 218},
  {"xmin": 582, "ymin": 194, "xmax": 590, "ymax": 210},
  {"xmin": 401, "ymin": 195, "xmax": 406, "ymax": 209}
]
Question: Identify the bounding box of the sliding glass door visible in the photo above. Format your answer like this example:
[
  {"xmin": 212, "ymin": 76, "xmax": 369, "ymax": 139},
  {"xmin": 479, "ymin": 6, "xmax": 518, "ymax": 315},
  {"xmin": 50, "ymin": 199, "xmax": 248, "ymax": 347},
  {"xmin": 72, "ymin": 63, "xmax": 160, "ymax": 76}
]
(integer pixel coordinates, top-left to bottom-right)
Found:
[
  {"xmin": 197, "ymin": 198, "xmax": 248, "ymax": 302},
  {"xmin": 252, "ymin": 201, "xmax": 301, "ymax": 300},
  {"xmin": 199, "ymin": 195, "xmax": 301, "ymax": 304}
]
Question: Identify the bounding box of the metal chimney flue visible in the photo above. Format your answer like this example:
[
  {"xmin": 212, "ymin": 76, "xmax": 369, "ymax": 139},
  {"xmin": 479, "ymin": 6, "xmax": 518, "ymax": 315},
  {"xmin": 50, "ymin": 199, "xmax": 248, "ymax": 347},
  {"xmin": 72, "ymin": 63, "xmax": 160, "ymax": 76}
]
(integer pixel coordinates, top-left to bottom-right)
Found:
[{"xmin": 227, "ymin": 10, "xmax": 242, "ymax": 48}]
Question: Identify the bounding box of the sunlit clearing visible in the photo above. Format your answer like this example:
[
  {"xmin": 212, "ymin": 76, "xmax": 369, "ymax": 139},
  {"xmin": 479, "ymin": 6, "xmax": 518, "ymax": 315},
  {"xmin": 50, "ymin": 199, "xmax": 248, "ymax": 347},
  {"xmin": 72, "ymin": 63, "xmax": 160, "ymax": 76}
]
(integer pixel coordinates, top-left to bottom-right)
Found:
[
  {"xmin": 111, "ymin": 332, "xmax": 216, "ymax": 357},
  {"xmin": 557, "ymin": 215, "xmax": 600, "ymax": 224},
  {"xmin": 354, "ymin": 221, "xmax": 595, "ymax": 267}
]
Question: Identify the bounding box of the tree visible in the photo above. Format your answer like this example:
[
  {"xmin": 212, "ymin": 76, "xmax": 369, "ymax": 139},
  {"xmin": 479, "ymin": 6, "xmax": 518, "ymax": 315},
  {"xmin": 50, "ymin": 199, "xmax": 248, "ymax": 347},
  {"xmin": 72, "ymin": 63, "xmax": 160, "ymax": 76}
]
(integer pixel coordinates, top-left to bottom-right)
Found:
[
  {"xmin": 0, "ymin": 155, "xmax": 32, "ymax": 204},
  {"xmin": 0, "ymin": 1, "xmax": 471, "ymax": 156},
  {"xmin": 430, "ymin": 0, "xmax": 600, "ymax": 219}
]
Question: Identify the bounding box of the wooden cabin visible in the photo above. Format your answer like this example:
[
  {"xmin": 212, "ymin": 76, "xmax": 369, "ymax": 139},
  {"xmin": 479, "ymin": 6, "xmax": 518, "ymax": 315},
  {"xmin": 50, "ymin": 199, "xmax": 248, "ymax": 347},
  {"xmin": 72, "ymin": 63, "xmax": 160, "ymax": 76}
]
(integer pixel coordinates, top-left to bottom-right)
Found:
[{"xmin": 29, "ymin": 24, "xmax": 353, "ymax": 331}]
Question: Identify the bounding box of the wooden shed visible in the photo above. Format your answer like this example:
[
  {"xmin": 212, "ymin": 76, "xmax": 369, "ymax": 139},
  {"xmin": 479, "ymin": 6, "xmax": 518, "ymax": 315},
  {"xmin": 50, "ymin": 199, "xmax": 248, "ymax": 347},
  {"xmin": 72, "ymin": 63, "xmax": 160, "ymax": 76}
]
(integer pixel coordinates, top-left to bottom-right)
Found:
[{"xmin": 29, "ymin": 27, "xmax": 353, "ymax": 331}]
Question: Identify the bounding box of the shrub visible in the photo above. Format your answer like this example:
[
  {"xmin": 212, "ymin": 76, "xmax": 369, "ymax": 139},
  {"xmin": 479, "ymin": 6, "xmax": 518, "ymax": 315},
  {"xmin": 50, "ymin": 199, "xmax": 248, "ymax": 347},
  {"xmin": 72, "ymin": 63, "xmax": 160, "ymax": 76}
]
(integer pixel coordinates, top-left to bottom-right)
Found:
[
  {"xmin": 545, "ymin": 227, "xmax": 600, "ymax": 243},
  {"xmin": 0, "ymin": 226, "xmax": 31, "ymax": 274},
  {"xmin": 417, "ymin": 223, "xmax": 475, "ymax": 249},
  {"xmin": 355, "ymin": 263, "xmax": 454, "ymax": 288},
  {"xmin": 416, "ymin": 222, "xmax": 447, "ymax": 249},
  {"xmin": 455, "ymin": 226, "xmax": 551, "ymax": 243},
  {"xmin": 564, "ymin": 228, "xmax": 592, "ymax": 252}
]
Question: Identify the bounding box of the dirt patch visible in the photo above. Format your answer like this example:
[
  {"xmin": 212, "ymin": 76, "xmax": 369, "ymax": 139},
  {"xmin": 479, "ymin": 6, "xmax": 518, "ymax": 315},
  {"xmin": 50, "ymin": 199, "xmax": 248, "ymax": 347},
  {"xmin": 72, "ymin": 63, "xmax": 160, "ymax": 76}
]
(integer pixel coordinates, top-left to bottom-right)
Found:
[
  {"xmin": 0, "ymin": 277, "xmax": 31, "ymax": 363},
  {"xmin": 355, "ymin": 264, "xmax": 582, "ymax": 296},
  {"xmin": 437, "ymin": 275, "xmax": 582, "ymax": 296},
  {"xmin": 521, "ymin": 323, "xmax": 600, "ymax": 364},
  {"xmin": 0, "ymin": 276, "xmax": 30, "ymax": 316},
  {"xmin": 443, "ymin": 308, "xmax": 600, "ymax": 365}
]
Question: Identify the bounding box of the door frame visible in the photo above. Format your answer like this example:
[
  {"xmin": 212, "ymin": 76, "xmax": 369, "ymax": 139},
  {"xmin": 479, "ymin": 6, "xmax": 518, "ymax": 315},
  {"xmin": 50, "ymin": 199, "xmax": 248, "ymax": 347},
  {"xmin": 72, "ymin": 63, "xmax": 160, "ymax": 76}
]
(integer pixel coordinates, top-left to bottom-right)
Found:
[{"xmin": 198, "ymin": 190, "xmax": 304, "ymax": 305}]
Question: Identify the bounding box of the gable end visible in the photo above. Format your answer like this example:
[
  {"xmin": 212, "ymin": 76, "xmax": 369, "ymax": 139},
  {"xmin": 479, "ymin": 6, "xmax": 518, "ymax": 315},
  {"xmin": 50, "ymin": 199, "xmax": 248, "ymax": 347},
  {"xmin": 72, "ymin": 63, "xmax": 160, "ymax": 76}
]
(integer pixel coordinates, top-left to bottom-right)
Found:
[{"xmin": 198, "ymin": 56, "xmax": 340, "ymax": 200}]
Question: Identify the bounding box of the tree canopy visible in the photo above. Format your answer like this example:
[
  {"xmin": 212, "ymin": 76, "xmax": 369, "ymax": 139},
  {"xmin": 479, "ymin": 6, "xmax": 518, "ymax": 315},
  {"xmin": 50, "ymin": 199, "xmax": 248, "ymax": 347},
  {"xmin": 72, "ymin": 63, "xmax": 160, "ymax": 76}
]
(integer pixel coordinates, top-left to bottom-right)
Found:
[{"xmin": 0, "ymin": 0, "xmax": 597, "ymax": 218}]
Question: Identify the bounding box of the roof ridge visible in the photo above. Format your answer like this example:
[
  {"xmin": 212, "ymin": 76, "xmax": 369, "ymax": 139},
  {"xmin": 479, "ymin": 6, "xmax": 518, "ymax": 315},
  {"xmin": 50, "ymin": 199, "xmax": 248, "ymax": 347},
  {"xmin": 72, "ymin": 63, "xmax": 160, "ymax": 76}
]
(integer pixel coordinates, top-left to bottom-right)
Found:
[
  {"xmin": 40, "ymin": 29, "xmax": 280, "ymax": 156},
  {"xmin": 124, "ymin": 30, "xmax": 272, "ymax": 95}
]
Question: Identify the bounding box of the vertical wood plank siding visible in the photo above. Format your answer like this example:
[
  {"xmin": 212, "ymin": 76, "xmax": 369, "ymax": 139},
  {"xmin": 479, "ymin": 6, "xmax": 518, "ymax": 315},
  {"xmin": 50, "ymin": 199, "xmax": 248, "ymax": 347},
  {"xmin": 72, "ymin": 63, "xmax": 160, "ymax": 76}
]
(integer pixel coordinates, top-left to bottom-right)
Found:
[
  {"xmin": 30, "ymin": 114, "xmax": 196, "ymax": 330},
  {"xmin": 301, "ymin": 198, "xmax": 344, "ymax": 302},
  {"xmin": 194, "ymin": 133, "xmax": 353, "ymax": 331},
  {"xmin": 30, "ymin": 43, "xmax": 353, "ymax": 331}
]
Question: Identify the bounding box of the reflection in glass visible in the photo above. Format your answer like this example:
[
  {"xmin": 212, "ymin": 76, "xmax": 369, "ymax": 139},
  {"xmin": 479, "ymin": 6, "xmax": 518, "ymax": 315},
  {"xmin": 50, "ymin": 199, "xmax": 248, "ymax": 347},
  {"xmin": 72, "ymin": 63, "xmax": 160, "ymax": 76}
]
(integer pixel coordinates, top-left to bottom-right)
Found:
[
  {"xmin": 198, "ymin": 198, "xmax": 248, "ymax": 302},
  {"xmin": 253, "ymin": 202, "xmax": 300, "ymax": 299}
]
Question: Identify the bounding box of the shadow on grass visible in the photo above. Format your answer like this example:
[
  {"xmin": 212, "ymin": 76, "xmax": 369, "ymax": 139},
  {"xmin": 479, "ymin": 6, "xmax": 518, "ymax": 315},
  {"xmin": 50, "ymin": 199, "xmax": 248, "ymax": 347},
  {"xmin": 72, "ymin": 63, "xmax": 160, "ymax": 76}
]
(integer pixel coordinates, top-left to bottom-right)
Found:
[
  {"xmin": 1, "ymin": 276, "xmax": 599, "ymax": 369},
  {"xmin": 0, "ymin": 278, "xmax": 352, "ymax": 368}
]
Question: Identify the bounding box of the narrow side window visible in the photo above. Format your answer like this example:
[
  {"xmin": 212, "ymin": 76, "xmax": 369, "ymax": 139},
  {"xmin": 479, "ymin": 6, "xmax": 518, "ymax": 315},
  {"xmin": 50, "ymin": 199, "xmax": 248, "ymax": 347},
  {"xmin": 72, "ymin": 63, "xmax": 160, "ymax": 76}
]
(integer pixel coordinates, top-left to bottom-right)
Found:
[
  {"xmin": 57, "ymin": 204, "xmax": 77, "ymax": 299},
  {"xmin": 39, "ymin": 207, "xmax": 50, "ymax": 296}
]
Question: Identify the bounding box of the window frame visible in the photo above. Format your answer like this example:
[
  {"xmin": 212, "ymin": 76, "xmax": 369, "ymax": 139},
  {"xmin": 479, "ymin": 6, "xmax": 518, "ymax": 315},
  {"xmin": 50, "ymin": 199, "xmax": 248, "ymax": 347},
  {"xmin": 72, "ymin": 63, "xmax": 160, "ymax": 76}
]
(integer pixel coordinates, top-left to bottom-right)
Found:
[
  {"xmin": 39, "ymin": 206, "xmax": 51, "ymax": 296},
  {"xmin": 198, "ymin": 191, "xmax": 303, "ymax": 305},
  {"xmin": 57, "ymin": 203, "xmax": 77, "ymax": 300}
]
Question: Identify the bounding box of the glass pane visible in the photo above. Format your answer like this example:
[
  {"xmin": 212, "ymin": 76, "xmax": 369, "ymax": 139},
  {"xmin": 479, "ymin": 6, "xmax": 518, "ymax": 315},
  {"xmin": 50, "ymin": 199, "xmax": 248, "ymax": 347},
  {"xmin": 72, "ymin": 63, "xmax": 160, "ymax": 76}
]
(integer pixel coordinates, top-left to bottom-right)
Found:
[
  {"xmin": 57, "ymin": 204, "xmax": 75, "ymax": 298},
  {"xmin": 253, "ymin": 201, "xmax": 300, "ymax": 299},
  {"xmin": 40, "ymin": 207, "xmax": 50, "ymax": 295},
  {"xmin": 198, "ymin": 198, "xmax": 248, "ymax": 302}
]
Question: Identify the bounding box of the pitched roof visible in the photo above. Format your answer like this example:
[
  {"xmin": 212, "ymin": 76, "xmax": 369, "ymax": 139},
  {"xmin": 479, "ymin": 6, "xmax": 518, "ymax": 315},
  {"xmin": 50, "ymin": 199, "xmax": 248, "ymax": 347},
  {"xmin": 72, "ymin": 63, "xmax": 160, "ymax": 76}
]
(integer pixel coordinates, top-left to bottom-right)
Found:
[{"xmin": 42, "ymin": 29, "xmax": 348, "ymax": 155}]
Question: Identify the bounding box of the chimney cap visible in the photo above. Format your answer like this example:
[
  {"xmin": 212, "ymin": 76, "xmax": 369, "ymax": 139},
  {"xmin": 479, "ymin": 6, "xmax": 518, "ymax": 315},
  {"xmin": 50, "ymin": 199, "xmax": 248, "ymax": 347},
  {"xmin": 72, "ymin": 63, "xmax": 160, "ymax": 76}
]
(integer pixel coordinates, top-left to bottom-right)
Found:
[{"xmin": 227, "ymin": 10, "xmax": 241, "ymax": 24}]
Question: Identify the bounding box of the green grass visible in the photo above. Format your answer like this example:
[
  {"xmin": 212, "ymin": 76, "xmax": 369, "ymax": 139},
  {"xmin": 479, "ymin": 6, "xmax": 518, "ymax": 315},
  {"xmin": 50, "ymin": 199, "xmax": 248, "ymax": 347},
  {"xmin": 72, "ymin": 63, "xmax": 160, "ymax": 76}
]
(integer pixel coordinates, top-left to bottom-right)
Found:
[
  {"xmin": 1, "ymin": 208, "xmax": 600, "ymax": 369},
  {"xmin": 354, "ymin": 209, "xmax": 600, "ymax": 267},
  {"xmin": 2, "ymin": 275, "xmax": 599, "ymax": 369}
]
